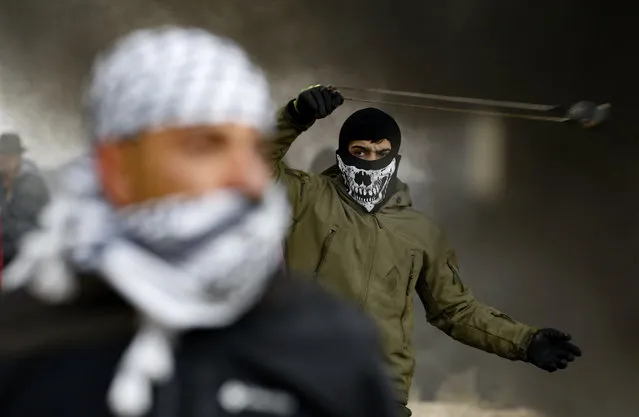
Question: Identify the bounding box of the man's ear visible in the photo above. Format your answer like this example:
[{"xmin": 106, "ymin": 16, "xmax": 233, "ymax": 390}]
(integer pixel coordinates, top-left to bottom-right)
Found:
[{"xmin": 95, "ymin": 141, "xmax": 135, "ymax": 207}]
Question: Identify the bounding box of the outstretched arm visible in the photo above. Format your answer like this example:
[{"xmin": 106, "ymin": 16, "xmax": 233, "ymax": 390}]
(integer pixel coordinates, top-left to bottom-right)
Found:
[
  {"xmin": 418, "ymin": 250, "xmax": 536, "ymax": 361},
  {"xmin": 417, "ymin": 227, "xmax": 537, "ymax": 360},
  {"xmin": 417, "ymin": 228, "xmax": 581, "ymax": 371}
]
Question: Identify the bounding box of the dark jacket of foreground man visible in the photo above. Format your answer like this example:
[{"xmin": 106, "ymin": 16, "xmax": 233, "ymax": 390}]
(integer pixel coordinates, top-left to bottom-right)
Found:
[{"xmin": 0, "ymin": 271, "xmax": 397, "ymax": 417}]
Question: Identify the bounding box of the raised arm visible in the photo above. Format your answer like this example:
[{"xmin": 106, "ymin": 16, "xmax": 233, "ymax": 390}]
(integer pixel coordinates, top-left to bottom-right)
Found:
[
  {"xmin": 271, "ymin": 102, "xmax": 311, "ymax": 177},
  {"xmin": 268, "ymin": 85, "xmax": 344, "ymax": 219},
  {"xmin": 417, "ymin": 227, "xmax": 581, "ymax": 371}
]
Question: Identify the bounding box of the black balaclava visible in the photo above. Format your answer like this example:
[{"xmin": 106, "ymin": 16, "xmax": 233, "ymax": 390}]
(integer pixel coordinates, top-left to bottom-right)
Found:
[{"xmin": 336, "ymin": 107, "xmax": 401, "ymax": 213}]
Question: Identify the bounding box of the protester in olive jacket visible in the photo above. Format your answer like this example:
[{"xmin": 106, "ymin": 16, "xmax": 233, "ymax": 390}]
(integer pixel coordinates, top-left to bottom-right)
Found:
[{"xmin": 271, "ymin": 85, "xmax": 582, "ymax": 415}]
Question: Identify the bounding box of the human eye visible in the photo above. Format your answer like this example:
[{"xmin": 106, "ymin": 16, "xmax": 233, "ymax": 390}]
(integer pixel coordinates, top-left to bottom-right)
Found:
[{"xmin": 182, "ymin": 132, "xmax": 224, "ymax": 155}]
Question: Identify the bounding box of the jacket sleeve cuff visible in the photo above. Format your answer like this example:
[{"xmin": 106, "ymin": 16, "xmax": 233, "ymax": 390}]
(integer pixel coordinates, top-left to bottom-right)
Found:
[{"xmin": 520, "ymin": 327, "xmax": 540, "ymax": 362}]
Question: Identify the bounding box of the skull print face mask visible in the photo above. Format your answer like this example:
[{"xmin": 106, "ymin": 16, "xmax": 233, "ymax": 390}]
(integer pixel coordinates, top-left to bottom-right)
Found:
[
  {"xmin": 336, "ymin": 151, "xmax": 400, "ymax": 213},
  {"xmin": 336, "ymin": 107, "xmax": 402, "ymax": 213}
]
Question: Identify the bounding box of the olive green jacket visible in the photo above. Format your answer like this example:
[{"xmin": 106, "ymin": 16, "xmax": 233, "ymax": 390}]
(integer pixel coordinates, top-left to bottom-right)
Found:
[{"xmin": 271, "ymin": 106, "xmax": 538, "ymax": 403}]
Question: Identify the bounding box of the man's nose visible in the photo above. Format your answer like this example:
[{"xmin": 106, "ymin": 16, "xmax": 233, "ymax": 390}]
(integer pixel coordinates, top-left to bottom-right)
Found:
[{"xmin": 224, "ymin": 151, "xmax": 269, "ymax": 201}]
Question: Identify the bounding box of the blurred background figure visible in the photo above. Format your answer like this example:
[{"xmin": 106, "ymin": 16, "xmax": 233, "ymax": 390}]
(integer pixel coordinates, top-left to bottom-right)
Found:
[{"xmin": 0, "ymin": 132, "xmax": 49, "ymax": 268}]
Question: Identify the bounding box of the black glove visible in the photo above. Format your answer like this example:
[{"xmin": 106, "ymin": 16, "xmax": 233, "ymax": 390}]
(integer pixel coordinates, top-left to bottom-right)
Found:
[
  {"xmin": 526, "ymin": 328, "xmax": 582, "ymax": 372},
  {"xmin": 287, "ymin": 85, "xmax": 344, "ymax": 125}
]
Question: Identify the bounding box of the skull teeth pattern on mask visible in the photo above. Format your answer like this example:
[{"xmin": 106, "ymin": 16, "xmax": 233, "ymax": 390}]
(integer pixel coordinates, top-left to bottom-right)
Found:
[{"xmin": 337, "ymin": 154, "xmax": 397, "ymax": 212}]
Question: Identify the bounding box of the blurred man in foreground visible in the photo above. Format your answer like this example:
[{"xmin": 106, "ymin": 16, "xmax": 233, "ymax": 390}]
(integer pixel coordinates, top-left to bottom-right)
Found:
[
  {"xmin": 0, "ymin": 133, "xmax": 49, "ymax": 267},
  {"xmin": 271, "ymin": 85, "xmax": 582, "ymax": 416},
  {"xmin": 0, "ymin": 28, "xmax": 397, "ymax": 417}
]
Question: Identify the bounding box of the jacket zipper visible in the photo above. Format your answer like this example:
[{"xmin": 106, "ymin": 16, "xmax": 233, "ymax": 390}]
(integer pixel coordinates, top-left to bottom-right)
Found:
[
  {"xmin": 313, "ymin": 229, "xmax": 336, "ymax": 279},
  {"xmin": 299, "ymin": 180, "xmax": 306, "ymax": 208},
  {"xmin": 361, "ymin": 216, "xmax": 382, "ymax": 307},
  {"xmin": 400, "ymin": 253, "xmax": 416, "ymax": 345}
]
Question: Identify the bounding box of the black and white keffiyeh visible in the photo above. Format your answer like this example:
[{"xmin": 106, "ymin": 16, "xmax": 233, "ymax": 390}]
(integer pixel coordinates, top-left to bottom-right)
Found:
[
  {"xmin": 2, "ymin": 27, "xmax": 288, "ymax": 417},
  {"xmin": 4, "ymin": 156, "xmax": 290, "ymax": 416},
  {"xmin": 85, "ymin": 26, "xmax": 274, "ymax": 141}
]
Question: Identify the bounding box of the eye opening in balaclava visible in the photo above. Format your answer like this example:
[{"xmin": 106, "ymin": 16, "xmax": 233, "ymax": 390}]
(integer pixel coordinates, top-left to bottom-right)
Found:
[{"xmin": 336, "ymin": 107, "xmax": 401, "ymax": 213}]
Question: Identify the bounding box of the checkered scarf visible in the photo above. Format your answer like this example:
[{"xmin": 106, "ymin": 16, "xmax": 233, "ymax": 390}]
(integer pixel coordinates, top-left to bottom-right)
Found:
[
  {"xmin": 4, "ymin": 156, "xmax": 290, "ymax": 415},
  {"xmin": 85, "ymin": 26, "xmax": 274, "ymax": 141}
]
